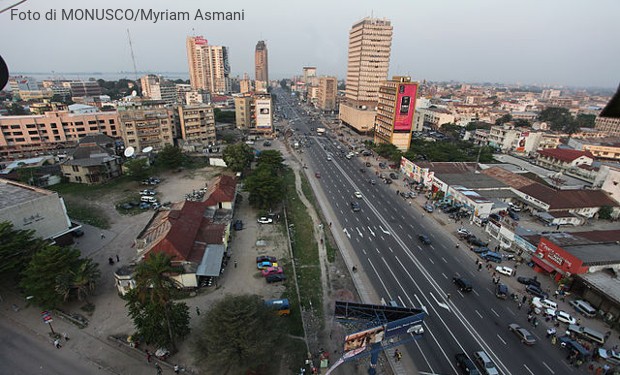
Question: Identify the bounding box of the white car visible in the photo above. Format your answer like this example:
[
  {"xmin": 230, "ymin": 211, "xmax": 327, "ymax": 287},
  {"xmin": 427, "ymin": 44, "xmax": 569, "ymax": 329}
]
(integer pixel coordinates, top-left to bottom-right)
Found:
[
  {"xmin": 354, "ymin": 192, "xmax": 363, "ymax": 199},
  {"xmin": 457, "ymin": 227, "xmax": 470, "ymax": 236},
  {"xmin": 555, "ymin": 310, "xmax": 576, "ymax": 325},
  {"xmin": 257, "ymin": 217, "xmax": 273, "ymax": 224},
  {"xmin": 495, "ymin": 266, "xmax": 515, "ymax": 276}
]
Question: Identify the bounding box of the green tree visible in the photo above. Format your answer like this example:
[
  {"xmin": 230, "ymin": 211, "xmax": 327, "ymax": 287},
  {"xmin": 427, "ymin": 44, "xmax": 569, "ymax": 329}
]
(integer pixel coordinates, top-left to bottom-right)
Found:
[
  {"xmin": 513, "ymin": 119, "xmax": 531, "ymax": 128},
  {"xmin": 56, "ymin": 258, "xmax": 101, "ymax": 303},
  {"xmin": 126, "ymin": 253, "xmax": 190, "ymax": 349},
  {"xmin": 157, "ymin": 145, "xmax": 184, "ymax": 169},
  {"xmin": 193, "ymin": 294, "xmax": 284, "ymax": 374},
  {"xmin": 598, "ymin": 206, "xmax": 613, "ymax": 220},
  {"xmin": 495, "ymin": 114, "xmax": 512, "ymax": 125},
  {"xmin": 279, "ymin": 79, "xmax": 289, "ymax": 91},
  {"xmin": 223, "ymin": 143, "xmax": 254, "ymax": 172},
  {"xmin": 20, "ymin": 246, "xmax": 82, "ymax": 308},
  {"xmin": 256, "ymin": 150, "xmax": 285, "ymax": 171},
  {"xmin": 0, "ymin": 221, "xmax": 45, "ymax": 275},
  {"xmin": 7, "ymin": 103, "xmax": 28, "ymax": 115},
  {"xmin": 214, "ymin": 108, "xmax": 236, "ymax": 123},
  {"xmin": 123, "ymin": 158, "xmax": 150, "ymax": 180},
  {"xmin": 574, "ymin": 113, "xmax": 596, "ymax": 128},
  {"xmin": 539, "ymin": 107, "xmax": 573, "ymax": 131},
  {"xmin": 373, "ymin": 143, "xmax": 402, "ymax": 163},
  {"xmin": 244, "ymin": 164, "xmax": 284, "ymax": 209}
]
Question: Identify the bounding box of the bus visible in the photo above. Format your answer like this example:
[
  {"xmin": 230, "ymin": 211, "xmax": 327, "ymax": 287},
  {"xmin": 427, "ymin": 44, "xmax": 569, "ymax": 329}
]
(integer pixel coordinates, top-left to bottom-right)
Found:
[{"xmin": 265, "ymin": 298, "xmax": 291, "ymax": 316}]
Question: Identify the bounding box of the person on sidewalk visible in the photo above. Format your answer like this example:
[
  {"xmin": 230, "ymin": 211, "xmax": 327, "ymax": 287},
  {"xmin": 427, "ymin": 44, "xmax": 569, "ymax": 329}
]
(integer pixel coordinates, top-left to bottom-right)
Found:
[
  {"xmin": 63, "ymin": 332, "xmax": 70, "ymax": 341},
  {"xmin": 54, "ymin": 339, "xmax": 62, "ymax": 349},
  {"xmin": 394, "ymin": 349, "xmax": 402, "ymax": 361}
]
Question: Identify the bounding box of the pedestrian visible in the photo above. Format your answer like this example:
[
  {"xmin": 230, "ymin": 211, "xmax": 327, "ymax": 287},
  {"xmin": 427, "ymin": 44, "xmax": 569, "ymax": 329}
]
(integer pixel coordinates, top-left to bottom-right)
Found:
[
  {"xmin": 394, "ymin": 349, "xmax": 402, "ymax": 361},
  {"xmin": 522, "ymin": 295, "xmax": 527, "ymax": 304},
  {"xmin": 100, "ymin": 232, "xmax": 105, "ymax": 239},
  {"xmin": 116, "ymin": 254, "xmax": 120, "ymax": 263},
  {"xmin": 174, "ymin": 364, "xmax": 180, "ymax": 374},
  {"xmin": 518, "ymin": 302, "xmax": 523, "ymax": 310},
  {"xmin": 54, "ymin": 338, "xmax": 62, "ymax": 349},
  {"xmin": 447, "ymin": 293, "xmax": 451, "ymax": 300},
  {"xmin": 146, "ymin": 350, "xmax": 152, "ymax": 363},
  {"xmin": 63, "ymin": 332, "xmax": 70, "ymax": 341},
  {"xmin": 196, "ymin": 306, "xmax": 200, "ymax": 316},
  {"xmin": 478, "ymin": 263, "xmax": 482, "ymax": 271},
  {"xmin": 108, "ymin": 257, "xmax": 114, "ymax": 265},
  {"xmin": 155, "ymin": 363, "xmax": 162, "ymax": 375},
  {"xmin": 329, "ymin": 222, "xmax": 332, "ymax": 227},
  {"xmin": 234, "ymin": 260, "xmax": 238, "ymax": 268}
]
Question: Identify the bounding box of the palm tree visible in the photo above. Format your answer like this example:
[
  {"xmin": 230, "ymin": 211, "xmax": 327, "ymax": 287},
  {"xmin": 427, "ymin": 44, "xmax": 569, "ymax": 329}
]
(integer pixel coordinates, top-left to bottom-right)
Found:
[
  {"xmin": 134, "ymin": 253, "xmax": 182, "ymax": 350},
  {"xmin": 71, "ymin": 258, "xmax": 101, "ymax": 302}
]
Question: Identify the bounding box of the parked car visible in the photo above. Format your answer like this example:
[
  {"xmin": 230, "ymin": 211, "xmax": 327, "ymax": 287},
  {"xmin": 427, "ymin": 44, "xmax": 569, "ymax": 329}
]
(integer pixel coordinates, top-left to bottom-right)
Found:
[
  {"xmin": 453, "ymin": 277, "xmax": 473, "ymax": 292},
  {"xmin": 261, "ymin": 267, "xmax": 284, "ymax": 277},
  {"xmin": 526, "ymin": 284, "xmax": 549, "ymax": 299},
  {"xmin": 384, "ymin": 178, "xmax": 393, "ymax": 185},
  {"xmin": 495, "ymin": 283, "xmax": 509, "ymax": 299},
  {"xmin": 468, "ymin": 237, "xmax": 488, "ymax": 247},
  {"xmin": 140, "ymin": 189, "xmax": 157, "ymax": 196},
  {"xmin": 455, "ymin": 353, "xmax": 480, "ymax": 375},
  {"xmin": 495, "ymin": 266, "xmax": 515, "ymax": 276},
  {"xmin": 257, "ymin": 217, "xmax": 274, "ymax": 224},
  {"xmin": 257, "ymin": 261, "xmax": 278, "ymax": 270},
  {"xmin": 508, "ymin": 323, "xmax": 536, "ymax": 345},
  {"xmin": 233, "ymin": 220, "xmax": 243, "ymax": 231},
  {"xmin": 389, "ymin": 173, "xmax": 398, "ymax": 180},
  {"xmin": 457, "ymin": 227, "xmax": 470, "ymax": 236},
  {"xmin": 354, "ymin": 192, "xmax": 363, "ymax": 199},
  {"xmin": 369, "ymin": 179, "xmax": 376, "ymax": 185},
  {"xmin": 424, "ymin": 204, "xmax": 434, "ymax": 213},
  {"xmin": 508, "ymin": 210, "xmax": 520, "ymax": 221},
  {"xmin": 418, "ymin": 234, "xmax": 432, "ymax": 245},
  {"xmin": 365, "ymin": 162, "xmax": 371, "ymax": 167},
  {"xmin": 379, "ymin": 162, "xmax": 387, "ymax": 169},
  {"xmin": 517, "ymin": 276, "xmax": 541, "ymax": 288},
  {"xmin": 256, "ymin": 256, "xmax": 277, "ymax": 263},
  {"xmin": 266, "ymin": 274, "xmax": 287, "ymax": 283},
  {"xmin": 472, "ymin": 247, "xmax": 489, "ymax": 254},
  {"xmin": 72, "ymin": 228, "xmax": 85, "ymax": 237},
  {"xmin": 139, "ymin": 202, "xmax": 151, "ymax": 209}
]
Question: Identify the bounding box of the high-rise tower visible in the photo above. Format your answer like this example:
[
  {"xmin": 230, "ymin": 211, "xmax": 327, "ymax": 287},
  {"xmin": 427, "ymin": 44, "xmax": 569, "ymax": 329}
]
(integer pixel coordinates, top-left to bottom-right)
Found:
[
  {"xmin": 255, "ymin": 40, "xmax": 269, "ymax": 89},
  {"xmin": 186, "ymin": 36, "xmax": 231, "ymax": 94}
]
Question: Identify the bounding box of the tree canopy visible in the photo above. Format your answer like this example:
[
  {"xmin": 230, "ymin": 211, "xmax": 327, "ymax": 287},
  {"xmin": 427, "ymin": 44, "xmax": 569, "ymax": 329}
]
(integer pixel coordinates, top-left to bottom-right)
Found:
[
  {"xmin": 214, "ymin": 108, "xmax": 236, "ymax": 123},
  {"xmin": 193, "ymin": 294, "xmax": 284, "ymax": 374},
  {"xmin": 156, "ymin": 145, "xmax": 185, "ymax": 169},
  {"xmin": 0, "ymin": 222, "xmax": 44, "ymax": 275},
  {"xmin": 405, "ymin": 139, "xmax": 494, "ymax": 163},
  {"xmin": 539, "ymin": 107, "xmax": 573, "ymax": 131},
  {"xmin": 223, "ymin": 143, "xmax": 254, "ymax": 172},
  {"xmin": 372, "ymin": 143, "xmax": 403, "ymax": 163},
  {"xmin": 495, "ymin": 114, "xmax": 512, "ymax": 125},
  {"xmin": 123, "ymin": 158, "xmax": 150, "ymax": 180}
]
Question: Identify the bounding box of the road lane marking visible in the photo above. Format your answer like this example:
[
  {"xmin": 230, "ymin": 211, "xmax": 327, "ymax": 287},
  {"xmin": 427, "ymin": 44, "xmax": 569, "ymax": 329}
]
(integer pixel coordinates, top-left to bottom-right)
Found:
[
  {"xmin": 473, "ymin": 290, "xmax": 480, "ymax": 296},
  {"xmin": 414, "ymin": 294, "xmax": 428, "ymax": 315},
  {"xmin": 430, "ymin": 292, "xmax": 449, "ymax": 311},
  {"xmin": 497, "ymin": 334, "xmax": 506, "ymax": 345},
  {"xmin": 542, "ymin": 362, "xmax": 555, "ymax": 374},
  {"xmin": 388, "ymin": 247, "xmax": 394, "ymax": 253},
  {"xmin": 362, "ymin": 249, "xmax": 367, "ymax": 255},
  {"xmin": 490, "ymin": 308, "xmax": 500, "ymax": 317},
  {"xmin": 475, "ymin": 310, "xmax": 483, "ymax": 318},
  {"xmin": 399, "ymin": 224, "xmax": 404, "ymax": 229},
  {"xmin": 523, "ymin": 364, "xmax": 535, "ymax": 375},
  {"xmin": 441, "ymin": 273, "xmax": 448, "ymax": 279},
  {"xmin": 356, "ymin": 227, "xmax": 363, "ymax": 237},
  {"xmin": 343, "ymin": 228, "xmax": 351, "ymax": 238},
  {"xmin": 417, "ymin": 245, "xmax": 422, "ymax": 251},
  {"xmin": 407, "ymin": 234, "xmax": 413, "ymax": 240},
  {"xmin": 428, "ymin": 258, "xmax": 434, "ymax": 265},
  {"xmin": 368, "ymin": 259, "xmax": 392, "ymax": 301},
  {"xmin": 368, "ymin": 226, "xmax": 375, "ymax": 237},
  {"xmin": 442, "ymin": 257, "xmax": 447, "ymax": 263}
]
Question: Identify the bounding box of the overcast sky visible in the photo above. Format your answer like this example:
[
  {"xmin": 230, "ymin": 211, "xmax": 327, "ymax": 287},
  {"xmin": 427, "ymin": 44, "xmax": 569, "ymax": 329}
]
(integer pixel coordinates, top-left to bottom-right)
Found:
[{"xmin": 1, "ymin": 0, "xmax": 619, "ymax": 88}]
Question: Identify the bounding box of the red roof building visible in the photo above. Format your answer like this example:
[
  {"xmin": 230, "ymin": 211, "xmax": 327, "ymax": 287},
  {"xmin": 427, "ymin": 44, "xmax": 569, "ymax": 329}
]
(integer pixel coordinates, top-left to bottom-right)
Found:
[{"xmin": 536, "ymin": 148, "xmax": 594, "ymax": 172}]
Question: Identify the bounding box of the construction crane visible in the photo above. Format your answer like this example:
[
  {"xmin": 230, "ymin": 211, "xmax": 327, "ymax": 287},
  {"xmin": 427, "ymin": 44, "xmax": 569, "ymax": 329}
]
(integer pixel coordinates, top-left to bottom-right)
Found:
[{"xmin": 126, "ymin": 29, "xmax": 139, "ymax": 81}]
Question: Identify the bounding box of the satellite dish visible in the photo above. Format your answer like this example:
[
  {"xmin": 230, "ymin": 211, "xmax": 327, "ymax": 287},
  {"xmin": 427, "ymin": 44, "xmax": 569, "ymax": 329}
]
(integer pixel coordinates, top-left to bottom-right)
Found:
[
  {"xmin": 131, "ymin": 90, "xmax": 137, "ymax": 97},
  {"xmin": 124, "ymin": 146, "xmax": 135, "ymax": 157},
  {"xmin": 142, "ymin": 146, "xmax": 153, "ymax": 153}
]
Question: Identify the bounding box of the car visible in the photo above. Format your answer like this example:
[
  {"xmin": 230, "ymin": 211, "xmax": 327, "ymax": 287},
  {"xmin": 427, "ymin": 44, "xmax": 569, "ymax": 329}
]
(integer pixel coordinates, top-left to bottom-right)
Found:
[
  {"xmin": 369, "ymin": 179, "xmax": 376, "ymax": 185},
  {"xmin": 389, "ymin": 173, "xmax": 398, "ymax": 180},
  {"xmin": 365, "ymin": 162, "xmax": 371, "ymax": 167},
  {"xmin": 362, "ymin": 150, "xmax": 372, "ymax": 156},
  {"xmin": 508, "ymin": 202, "xmax": 521, "ymax": 212},
  {"xmin": 315, "ymin": 172, "xmax": 321, "ymax": 178},
  {"xmin": 472, "ymin": 247, "xmax": 490, "ymax": 254},
  {"xmin": 399, "ymin": 191, "xmax": 410, "ymax": 199},
  {"xmin": 140, "ymin": 189, "xmax": 157, "ymax": 196},
  {"xmin": 350, "ymin": 201, "xmax": 361, "ymax": 212},
  {"xmin": 508, "ymin": 210, "xmax": 520, "ymax": 221},
  {"xmin": 257, "ymin": 261, "xmax": 278, "ymax": 270},
  {"xmin": 453, "ymin": 277, "xmax": 473, "ymax": 292},
  {"xmin": 359, "ymin": 168, "xmax": 366, "ymax": 173},
  {"xmin": 457, "ymin": 227, "xmax": 470, "ymax": 236},
  {"xmin": 455, "ymin": 353, "xmax": 481, "ymax": 375},
  {"xmin": 354, "ymin": 192, "xmax": 363, "ymax": 199},
  {"xmin": 407, "ymin": 191, "xmax": 417, "ymax": 198},
  {"xmin": 508, "ymin": 323, "xmax": 536, "ymax": 345},
  {"xmin": 139, "ymin": 202, "xmax": 151, "ymax": 209},
  {"xmin": 495, "ymin": 266, "xmax": 515, "ymax": 276},
  {"xmin": 119, "ymin": 203, "xmax": 134, "ymax": 210},
  {"xmin": 257, "ymin": 217, "xmax": 273, "ymax": 224},
  {"xmin": 266, "ymin": 274, "xmax": 287, "ymax": 283},
  {"xmin": 72, "ymin": 228, "xmax": 85, "ymax": 237},
  {"xmin": 326, "ymin": 156, "xmax": 332, "ymax": 161},
  {"xmin": 517, "ymin": 276, "xmax": 541, "ymax": 288},
  {"xmin": 384, "ymin": 178, "xmax": 393, "ymax": 184},
  {"xmin": 233, "ymin": 219, "xmax": 243, "ymax": 231},
  {"xmin": 261, "ymin": 267, "xmax": 284, "ymax": 277},
  {"xmin": 379, "ymin": 162, "xmax": 387, "ymax": 169},
  {"xmin": 256, "ymin": 256, "xmax": 277, "ymax": 263},
  {"xmin": 418, "ymin": 234, "xmax": 432, "ymax": 245},
  {"xmin": 495, "ymin": 283, "xmax": 509, "ymax": 299},
  {"xmin": 424, "ymin": 204, "xmax": 434, "ymax": 213},
  {"xmin": 526, "ymin": 284, "xmax": 549, "ymax": 299},
  {"xmin": 469, "ymin": 238, "xmax": 489, "ymax": 247}
]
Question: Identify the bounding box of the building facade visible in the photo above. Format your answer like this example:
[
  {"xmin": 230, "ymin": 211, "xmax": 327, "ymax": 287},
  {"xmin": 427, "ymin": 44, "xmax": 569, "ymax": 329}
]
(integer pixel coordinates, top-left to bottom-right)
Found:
[
  {"xmin": 317, "ymin": 76, "xmax": 337, "ymax": 112},
  {"xmin": 176, "ymin": 104, "xmax": 216, "ymax": 150},
  {"xmin": 0, "ymin": 111, "xmax": 120, "ymax": 159},
  {"xmin": 374, "ymin": 76, "xmax": 418, "ymax": 151},
  {"xmin": 140, "ymin": 75, "xmax": 177, "ymax": 104},
  {"xmin": 255, "ymin": 40, "xmax": 268, "ymax": 88},
  {"xmin": 69, "ymin": 81, "xmax": 102, "ymax": 98},
  {"xmin": 339, "ymin": 17, "xmax": 392, "ymax": 133},
  {"xmin": 239, "ymin": 73, "xmax": 252, "ymax": 94},
  {"xmin": 234, "ymin": 96, "xmax": 252, "ymax": 129},
  {"xmin": 117, "ymin": 102, "xmax": 175, "ymax": 152},
  {"xmin": 233, "ymin": 94, "xmax": 273, "ymax": 134},
  {"xmin": 60, "ymin": 134, "xmax": 122, "ymax": 184},
  {"xmin": 186, "ymin": 36, "xmax": 231, "ymax": 94}
]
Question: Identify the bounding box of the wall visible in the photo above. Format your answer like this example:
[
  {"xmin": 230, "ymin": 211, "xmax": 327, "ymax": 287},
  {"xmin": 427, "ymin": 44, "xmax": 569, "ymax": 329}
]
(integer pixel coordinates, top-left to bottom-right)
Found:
[
  {"xmin": 536, "ymin": 238, "xmax": 587, "ymax": 275},
  {"xmin": 0, "ymin": 192, "xmax": 71, "ymax": 240}
]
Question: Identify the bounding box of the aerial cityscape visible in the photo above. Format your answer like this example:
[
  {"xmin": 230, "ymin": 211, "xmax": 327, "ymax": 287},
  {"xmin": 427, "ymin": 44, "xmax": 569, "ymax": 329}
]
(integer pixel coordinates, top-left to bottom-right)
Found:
[{"xmin": 1, "ymin": 1, "xmax": 620, "ymax": 375}]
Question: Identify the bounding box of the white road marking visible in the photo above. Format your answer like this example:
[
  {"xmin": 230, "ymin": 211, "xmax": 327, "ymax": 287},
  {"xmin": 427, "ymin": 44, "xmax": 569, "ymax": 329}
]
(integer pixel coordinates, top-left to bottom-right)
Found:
[
  {"xmin": 417, "ymin": 245, "xmax": 422, "ymax": 251},
  {"xmin": 368, "ymin": 226, "xmax": 375, "ymax": 237},
  {"xmin": 356, "ymin": 227, "xmax": 363, "ymax": 237},
  {"xmin": 399, "ymin": 224, "xmax": 404, "ymax": 229},
  {"xmin": 442, "ymin": 257, "xmax": 447, "ymax": 263},
  {"xmin": 497, "ymin": 334, "xmax": 506, "ymax": 345},
  {"xmin": 380, "ymin": 226, "xmax": 390, "ymax": 235},
  {"xmin": 368, "ymin": 259, "xmax": 392, "ymax": 300},
  {"xmin": 490, "ymin": 308, "xmax": 500, "ymax": 317},
  {"xmin": 441, "ymin": 273, "xmax": 448, "ymax": 279},
  {"xmin": 414, "ymin": 294, "xmax": 429, "ymax": 315},
  {"xmin": 388, "ymin": 247, "xmax": 394, "ymax": 253},
  {"xmin": 473, "ymin": 290, "xmax": 480, "ymax": 296},
  {"xmin": 475, "ymin": 310, "xmax": 483, "ymax": 318},
  {"xmin": 430, "ymin": 292, "xmax": 450, "ymax": 311},
  {"xmin": 343, "ymin": 228, "xmax": 351, "ymax": 239},
  {"xmin": 430, "ymin": 245, "xmax": 435, "ymax": 250},
  {"xmin": 428, "ymin": 258, "xmax": 434, "ymax": 264},
  {"xmin": 407, "ymin": 234, "xmax": 413, "ymax": 240},
  {"xmin": 542, "ymin": 362, "xmax": 555, "ymax": 374},
  {"xmin": 523, "ymin": 364, "xmax": 535, "ymax": 375}
]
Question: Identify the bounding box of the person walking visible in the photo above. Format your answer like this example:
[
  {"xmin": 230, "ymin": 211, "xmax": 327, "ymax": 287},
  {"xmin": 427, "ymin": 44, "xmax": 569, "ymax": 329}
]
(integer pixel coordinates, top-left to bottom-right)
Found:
[
  {"xmin": 116, "ymin": 254, "xmax": 120, "ymax": 263},
  {"xmin": 54, "ymin": 338, "xmax": 62, "ymax": 349},
  {"xmin": 196, "ymin": 306, "xmax": 201, "ymax": 316},
  {"xmin": 100, "ymin": 232, "xmax": 105, "ymax": 239},
  {"xmin": 155, "ymin": 363, "xmax": 163, "ymax": 375},
  {"xmin": 234, "ymin": 260, "xmax": 238, "ymax": 268},
  {"xmin": 63, "ymin": 332, "xmax": 70, "ymax": 341},
  {"xmin": 146, "ymin": 350, "xmax": 152, "ymax": 363},
  {"xmin": 174, "ymin": 364, "xmax": 180, "ymax": 374},
  {"xmin": 394, "ymin": 349, "xmax": 402, "ymax": 362}
]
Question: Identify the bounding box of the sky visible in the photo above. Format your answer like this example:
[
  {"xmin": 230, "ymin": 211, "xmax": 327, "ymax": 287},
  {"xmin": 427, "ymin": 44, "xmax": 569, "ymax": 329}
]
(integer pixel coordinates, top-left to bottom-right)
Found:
[{"xmin": 1, "ymin": 0, "xmax": 619, "ymax": 88}]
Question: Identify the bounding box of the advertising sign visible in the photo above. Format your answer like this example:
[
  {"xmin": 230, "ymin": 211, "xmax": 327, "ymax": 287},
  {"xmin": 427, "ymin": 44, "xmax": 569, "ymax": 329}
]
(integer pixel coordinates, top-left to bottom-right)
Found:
[
  {"xmin": 343, "ymin": 325, "xmax": 385, "ymax": 352},
  {"xmin": 393, "ymin": 83, "xmax": 418, "ymax": 131},
  {"xmin": 516, "ymin": 132, "xmax": 529, "ymax": 152},
  {"xmin": 255, "ymin": 99, "xmax": 272, "ymax": 129},
  {"xmin": 385, "ymin": 313, "xmax": 426, "ymax": 338}
]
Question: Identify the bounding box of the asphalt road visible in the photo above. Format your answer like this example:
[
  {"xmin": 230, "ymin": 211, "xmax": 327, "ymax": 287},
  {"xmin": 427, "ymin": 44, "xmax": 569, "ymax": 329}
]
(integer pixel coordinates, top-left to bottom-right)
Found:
[{"xmin": 275, "ymin": 89, "xmax": 581, "ymax": 375}]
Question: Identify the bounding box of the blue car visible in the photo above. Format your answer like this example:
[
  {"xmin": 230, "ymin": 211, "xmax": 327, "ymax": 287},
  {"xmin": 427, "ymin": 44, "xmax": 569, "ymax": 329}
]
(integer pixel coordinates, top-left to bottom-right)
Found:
[{"xmin": 257, "ymin": 261, "xmax": 276, "ymax": 270}]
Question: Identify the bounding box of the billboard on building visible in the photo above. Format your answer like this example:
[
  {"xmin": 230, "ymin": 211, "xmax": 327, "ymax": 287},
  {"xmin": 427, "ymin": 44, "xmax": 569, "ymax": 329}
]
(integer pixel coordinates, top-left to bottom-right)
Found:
[
  {"xmin": 516, "ymin": 132, "xmax": 529, "ymax": 152},
  {"xmin": 255, "ymin": 99, "xmax": 272, "ymax": 129},
  {"xmin": 393, "ymin": 83, "xmax": 418, "ymax": 131}
]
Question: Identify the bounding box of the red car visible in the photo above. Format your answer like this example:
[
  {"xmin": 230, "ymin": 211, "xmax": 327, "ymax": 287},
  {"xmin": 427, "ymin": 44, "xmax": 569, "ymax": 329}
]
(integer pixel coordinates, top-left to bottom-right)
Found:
[{"xmin": 261, "ymin": 267, "xmax": 284, "ymax": 277}]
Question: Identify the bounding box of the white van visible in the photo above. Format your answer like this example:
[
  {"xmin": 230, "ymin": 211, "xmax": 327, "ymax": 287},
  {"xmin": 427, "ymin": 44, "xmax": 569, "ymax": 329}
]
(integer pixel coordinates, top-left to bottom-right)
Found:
[
  {"xmin": 474, "ymin": 351, "xmax": 499, "ymax": 375},
  {"xmin": 141, "ymin": 196, "xmax": 158, "ymax": 203},
  {"xmin": 570, "ymin": 299, "xmax": 597, "ymax": 318},
  {"xmin": 532, "ymin": 297, "xmax": 558, "ymax": 311},
  {"xmin": 567, "ymin": 324, "xmax": 606, "ymax": 345}
]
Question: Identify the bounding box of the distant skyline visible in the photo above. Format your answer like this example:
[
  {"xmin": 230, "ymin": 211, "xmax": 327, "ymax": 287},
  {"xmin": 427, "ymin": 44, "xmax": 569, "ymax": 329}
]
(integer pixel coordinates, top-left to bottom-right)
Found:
[{"xmin": 1, "ymin": 0, "xmax": 619, "ymax": 88}]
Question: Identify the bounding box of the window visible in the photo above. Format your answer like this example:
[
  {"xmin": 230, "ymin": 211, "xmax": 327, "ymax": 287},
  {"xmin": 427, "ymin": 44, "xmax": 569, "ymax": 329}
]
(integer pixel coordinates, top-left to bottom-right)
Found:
[{"xmin": 72, "ymin": 165, "xmax": 79, "ymax": 172}]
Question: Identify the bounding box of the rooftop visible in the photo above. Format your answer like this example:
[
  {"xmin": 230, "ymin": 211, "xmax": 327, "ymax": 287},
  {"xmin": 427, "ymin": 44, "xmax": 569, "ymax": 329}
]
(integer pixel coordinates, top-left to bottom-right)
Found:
[
  {"xmin": 435, "ymin": 171, "xmax": 508, "ymax": 190},
  {"xmin": 538, "ymin": 148, "xmax": 594, "ymax": 162},
  {"xmin": 0, "ymin": 178, "xmax": 51, "ymax": 210}
]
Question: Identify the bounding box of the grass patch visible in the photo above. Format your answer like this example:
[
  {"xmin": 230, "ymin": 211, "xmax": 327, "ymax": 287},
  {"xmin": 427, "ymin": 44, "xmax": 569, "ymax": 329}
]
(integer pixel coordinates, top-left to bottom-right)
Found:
[
  {"xmin": 279, "ymin": 259, "xmax": 305, "ymax": 338},
  {"xmin": 49, "ymin": 175, "xmax": 136, "ymax": 198},
  {"xmin": 300, "ymin": 171, "xmax": 336, "ymax": 263},
  {"xmin": 283, "ymin": 169, "xmax": 323, "ymax": 320},
  {"xmin": 64, "ymin": 200, "xmax": 110, "ymax": 229}
]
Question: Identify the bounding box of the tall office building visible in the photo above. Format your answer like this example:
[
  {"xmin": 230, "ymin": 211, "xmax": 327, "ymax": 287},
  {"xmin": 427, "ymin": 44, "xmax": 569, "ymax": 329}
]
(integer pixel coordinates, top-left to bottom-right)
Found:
[
  {"xmin": 339, "ymin": 17, "xmax": 393, "ymax": 133},
  {"xmin": 374, "ymin": 76, "xmax": 418, "ymax": 151},
  {"xmin": 255, "ymin": 41, "xmax": 269, "ymax": 84},
  {"xmin": 240, "ymin": 73, "xmax": 252, "ymax": 94},
  {"xmin": 317, "ymin": 76, "xmax": 337, "ymax": 112},
  {"xmin": 186, "ymin": 36, "xmax": 231, "ymax": 94},
  {"xmin": 140, "ymin": 75, "xmax": 177, "ymax": 105}
]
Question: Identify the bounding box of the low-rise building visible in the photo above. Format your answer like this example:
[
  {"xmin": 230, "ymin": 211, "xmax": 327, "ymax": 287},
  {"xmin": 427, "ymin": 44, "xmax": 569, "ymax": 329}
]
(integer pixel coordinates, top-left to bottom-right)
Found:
[
  {"xmin": 117, "ymin": 101, "xmax": 175, "ymax": 152},
  {"xmin": 60, "ymin": 134, "xmax": 122, "ymax": 184},
  {"xmin": 176, "ymin": 104, "xmax": 216, "ymax": 151},
  {"xmin": 536, "ymin": 148, "xmax": 594, "ymax": 172}
]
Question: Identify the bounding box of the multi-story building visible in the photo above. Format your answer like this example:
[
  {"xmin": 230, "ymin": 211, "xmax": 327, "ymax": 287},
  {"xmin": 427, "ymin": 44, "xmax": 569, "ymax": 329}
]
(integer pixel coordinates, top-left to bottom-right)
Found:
[
  {"xmin": 541, "ymin": 89, "xmax": 561, "ymax": 100},
  {"xmin": 69, "ymin": 81, "xmax": 102, "ymax": 98},
  {"xmin": 302, "ymin": 67, "xmax": 317, "ymax": 85},
  {"xmin": 175, "ymin": 83, "xmax": 193, "ymax": 103},
  {"xmin": 239, "ymin": 73, "xmax": 252, "ymax": 94},
  {"xmin": 595, "ymin": 84, "xmax": 620, "ymax": 136},
  {"xmin": 0, "ymin": 110, "xmax": 120, "ymax": 159},
  {"xmin": 255, "ymin": 40, "xmax": 268, "ymax": 90},
  {"xmin": 9, "ymin": 76, "xmax": 39, "ymax": 92},
  {"xmin": 374, "ymin": 76, "xmax": 418, "ymax": 151},
  {"xmin": 186, "ymin": 36, "xmax": 231, "ymax": 94},
  {"xmin": 140, "ymin": 75, "xmax": 178, "ymax": 105},
  {"xmin": 317, "ymin": 76, "xmax": 337, "ymax": 112},
  {"xmin": 117, "ymin": 101, "xmax": 175, "ymax": 152},
  {"xmin": 339, "ymin": 17, "xmax": 392, "ymax": 133},
  {"xmin": 568, "ymin": 137, "xmax": 620, "ymax": 161},
  {"xmin": 536, "ymin": 148, "xmax": 594, "ymax": 172},
  {"xmin": 176, "ymin": 104, "xmax": 216, "ymax": 150},
  {"xmin": 415, "ymin": 107, "xmax": 455, "ymax": 131},
  {"xmin": 60, "ymin": 134, "xmax": 123, "ymax": 185},
  {"xmin": 234, "ymin": 96, "xmax": 252, "ymax": 129}
]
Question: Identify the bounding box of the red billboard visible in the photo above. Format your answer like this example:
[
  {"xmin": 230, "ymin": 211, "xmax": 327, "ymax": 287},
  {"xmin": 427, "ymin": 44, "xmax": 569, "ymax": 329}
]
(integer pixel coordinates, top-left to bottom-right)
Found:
[{"xmin": 393, "ymin": 83, "xmax": 418, "ymax": 131}]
